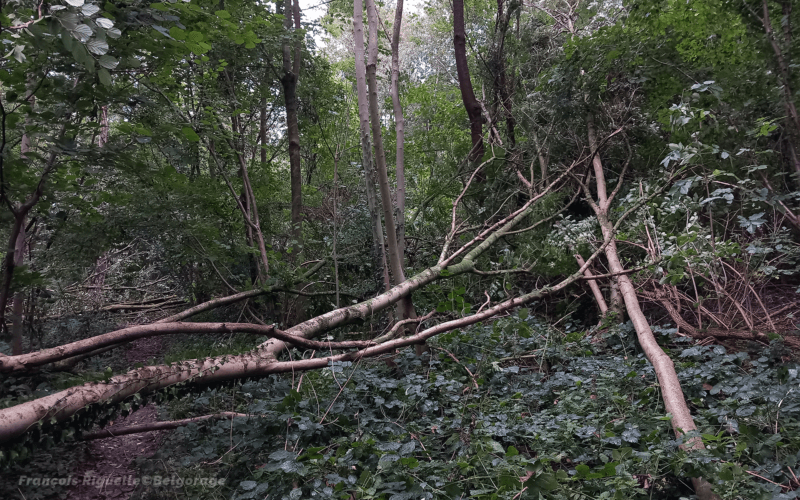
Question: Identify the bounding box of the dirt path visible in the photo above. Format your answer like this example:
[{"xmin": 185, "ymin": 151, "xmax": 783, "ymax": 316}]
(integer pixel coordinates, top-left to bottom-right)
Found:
[{"xmin": 66, "ymin": 336, "xmax": 167, "ymax": 500}]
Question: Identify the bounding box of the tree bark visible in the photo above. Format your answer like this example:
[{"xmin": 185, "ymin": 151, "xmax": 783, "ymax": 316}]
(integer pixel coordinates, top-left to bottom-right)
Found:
[
  {"xmin": 353, "ymin": 0, "xmax": 391, "ymax": 293},
  {"xmin": 281, "ymin": 0, "xmax": 303, "ymax": 259},
  {"xmin": 761, "ymin": 0, "xmax": 800, "ymax": 180},
  {"xmin": 585, "ymin": 112, "xmax": 719, "ymax": 500},
  {"xmin": 10, "ymin": 222, "xmax": 24, "ymax": 355},
  {"xmin": 453, "ymin": 0, "xmax": 485, "ymax": 162},
  {"xmin": 365, "ymin": 0, "xmax": 405, "ymax": 289},
  {"xmin": 81, "ymin": 412, "xmax": 250, "ymax": 441},
  {"xmin": 491, "ymin": 0, "xmax": 518, "ymax": 148},
  {"xmin": 391, "ymin": 0, "xmax": 407, "ymax": 265},
  {"xmin": 365, "ymin": 0, "xmax": 419, "ymax": 346},
  {"xmin": 575, "ymin": 253, "xmax": 608, "ymax": 316}
]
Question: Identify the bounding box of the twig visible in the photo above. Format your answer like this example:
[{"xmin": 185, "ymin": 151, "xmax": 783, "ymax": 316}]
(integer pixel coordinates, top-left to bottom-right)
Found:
[{"xmin": 433, "ymin": 346, "xmax": 478, "ymax": 390}]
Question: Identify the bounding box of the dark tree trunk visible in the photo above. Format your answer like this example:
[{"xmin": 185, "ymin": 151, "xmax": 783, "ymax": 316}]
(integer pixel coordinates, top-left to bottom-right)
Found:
[
  {"xmin": 281, "ymin": 0, "xmax": 303, "ymax": 259},
  {"xmin": 453, "ymin": 0, "xmax": 484, "ymax": 162}
]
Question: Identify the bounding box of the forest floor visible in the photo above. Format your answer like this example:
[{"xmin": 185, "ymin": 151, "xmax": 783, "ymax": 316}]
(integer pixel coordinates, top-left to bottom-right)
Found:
[{"xmin": 66, "ymin": 335, "xmax": 167, "ymax": 500}]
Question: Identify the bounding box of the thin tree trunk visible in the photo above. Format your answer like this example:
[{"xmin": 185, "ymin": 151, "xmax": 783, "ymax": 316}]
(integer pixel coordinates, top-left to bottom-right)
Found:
[
  {"xmin": 532, "ymin": 128, "xmax": 548, "ymax": 186},
  {"xmin": 585, "ymin": 112, "xmax": 719, "ymax": 500},
  {"xmin": 453, "ymin": 0, "xmax": 484, "ymax": 162},
  {"xmin": 10, "ymin": 221, "xmax": 24, "ymax": 355},
  {"xmin": 391, "ymin": 0, "xmax": 407, "ymax": 265},
  {"xmin": 260, "ymin": 99, "xmax": 268, "ymax": 166},
  {"xmin": 365, "ymin": 0, "xmax": 419, "ymax": 343},
  {"xmin": 230, "ymin": 114, "xmax": 269, "ymax": 280},
  {"xmin": 98, "ymin": 105, "xmax": 109, "ymax": 147},
  {"xmin": 366, "ymin": 0, "xmax": 405, "ymax": 287},
  {"xmin": 608, "ymin": 277, "xmax": 624, "ymax": 322},
  {"xmin": 492, "ymin": 0, "xmax": 517, "ymax": 148},
  {"xmin": 575, "ymin": 253, "xmax": 608, "ymax": 316},
  {"xmin": 333, "ymin": 153, "xmax": 340, "ymax": 308},
  {"xmin": 10, "ymin": 95, "xmax": 36, "ymax": 355},
  {"xmin": 353, "ymin": 0, "xmax": 391, "ymax": 293},
  {"xmin": 281, "ymin": 0, "xmax": 303, "ymax": 259},
  {"xmin": 761, "ymin": 0, "xmax": 800, "ymax": 179}
]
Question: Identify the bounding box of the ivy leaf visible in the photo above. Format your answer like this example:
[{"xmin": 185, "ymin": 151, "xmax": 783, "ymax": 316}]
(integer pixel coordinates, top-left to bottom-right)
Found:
[
  {"xmin": 399, "ymin": 441, "xmax": 415, "ymax": 456},
  {"xmin": 377, "ymin": 442, "xmax": 401, "ymax": 451},
  {"xmin": 239, "ymin": 480, "xmax": 257, "ymax": 491},
  {"xmin": 268, "ymin": 449, "xmax": 294, "ymax": 461}
]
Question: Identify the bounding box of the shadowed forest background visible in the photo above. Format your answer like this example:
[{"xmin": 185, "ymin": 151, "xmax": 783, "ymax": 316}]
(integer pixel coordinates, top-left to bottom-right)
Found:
[{"xmin": 1, "ymin": 0, "xmax": 800, "ymax": 499}]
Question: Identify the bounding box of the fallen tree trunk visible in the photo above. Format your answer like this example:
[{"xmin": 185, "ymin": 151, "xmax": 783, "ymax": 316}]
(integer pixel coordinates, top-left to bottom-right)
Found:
[
  {"xmin": 0, "ymin": 322, "xmax": 376, "ymax": 374},
  {"xmin": 31, "ymin": 259, "xmax": 336, "ymax": 370},
  {"xmin": 0, "ymin": 169, "xmax": 659, "ymax": 447},
  {"xmin": 0, "ymin": 170, "xmax": 584, "ymax": 446},
  {"xmin": 0, "ymin": 247, "xmax": 602, "ymax": 446},
  {"xmin": 584, "ymin": 111, "xmax": 719, "ymax": 500}
]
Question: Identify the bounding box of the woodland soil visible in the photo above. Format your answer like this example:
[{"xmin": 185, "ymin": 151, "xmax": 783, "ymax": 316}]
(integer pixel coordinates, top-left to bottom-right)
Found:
[{"xmin": 65, "ymin": 335, "xmax": 167, "ymax": 500}]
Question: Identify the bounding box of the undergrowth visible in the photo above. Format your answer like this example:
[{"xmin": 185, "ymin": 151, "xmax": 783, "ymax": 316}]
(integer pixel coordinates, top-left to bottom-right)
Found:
[{"xmin": 121, "ymin": 313, "xmax": 800, "ymax": 500}]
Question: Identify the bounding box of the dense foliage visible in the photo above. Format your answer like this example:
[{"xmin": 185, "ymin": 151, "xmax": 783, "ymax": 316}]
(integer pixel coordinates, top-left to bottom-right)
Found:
[{"xmin": 1, "ymin": 0, "xmax": 800, "ymax": 498}]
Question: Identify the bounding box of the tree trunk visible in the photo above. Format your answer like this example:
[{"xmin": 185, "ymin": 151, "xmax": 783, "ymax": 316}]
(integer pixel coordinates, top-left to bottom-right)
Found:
[
  {"xmin": 586, "ymin": 112, "xmax": 719, "ymax": 500},
  {"xmin": 761, "ymin": 0, "xmax": 800, "ymax": 180},
  {"xmin": 391, "ymin": 0, "xmax": 407, "ymax": 265},
  {"xmin": 10, "ymin": 223, "xmax": 24, "ymax": 355},
  {"xmin": 365, "ymin": 0, "xmax": 419, "ymax": 344},
  {"xmin": 453, "ymin": 0, "xmax": 484, "ymax": 162},
  {"xmin": 353, "ymin": 0, "xmax": 391, "ymax": 293},
  {"xmin": 492, "ymin": 0, "xmax": 517, "ymax": 149},
  {"xmin": 281, "ymin": 0, "xmax": 303, "ymax": 259},
  {"xmin": 575, "ymin": 253, "xmax": 608, "ymax": 317}
]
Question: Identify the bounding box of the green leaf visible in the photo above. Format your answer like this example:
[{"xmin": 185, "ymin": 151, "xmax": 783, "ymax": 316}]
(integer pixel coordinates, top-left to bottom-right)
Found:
[
  {"xmin": 536, "ymin": 473, "xmax": 559, "ymax": 491},
  {"xmin": 169, "ymin": 27, "xmax": 186, "ymax": 40},
  {"xmin": 98, "ymin": 55, "xmax": 118, "ymax": 69},
  {"xmin": 96, "ymin": 18, "xmax": 114, "ymax": 29},
  {"xmin": 72, "ymin": 24, "xmax": 93, "ymax": 42},
  {"xmin": 81, "ymin": 4, "xmax": 100, "ymax": 16},
  {"xmin": 98, "ymin": 68, "xmax": 112, "ymax": 86},
  {"xmin": 186, "ymin": 31, "xmax": 204, "ymax": 43},
  {"xmin": 215, "ymin": 10, "xmax": 231, "ymax": 19},
  {"xmin": 86, "ymin": 39, "xmax": 108, "ymax": 55}
]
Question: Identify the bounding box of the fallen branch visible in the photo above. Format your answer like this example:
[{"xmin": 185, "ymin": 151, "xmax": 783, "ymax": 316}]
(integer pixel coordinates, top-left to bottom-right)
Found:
[{"xmin": 80, "ymin": 411, "xmax": 251, "ymax": 441}]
